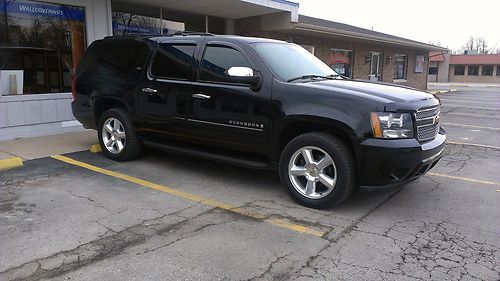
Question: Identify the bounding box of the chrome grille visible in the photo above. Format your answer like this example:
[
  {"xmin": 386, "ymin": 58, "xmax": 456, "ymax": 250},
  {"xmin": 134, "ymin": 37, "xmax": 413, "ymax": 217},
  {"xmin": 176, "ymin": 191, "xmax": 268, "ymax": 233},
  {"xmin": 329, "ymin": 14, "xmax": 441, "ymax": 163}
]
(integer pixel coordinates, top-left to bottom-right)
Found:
[{"xmin": 415, "ymin": 105, "xmax": 440, "ymax": 142}]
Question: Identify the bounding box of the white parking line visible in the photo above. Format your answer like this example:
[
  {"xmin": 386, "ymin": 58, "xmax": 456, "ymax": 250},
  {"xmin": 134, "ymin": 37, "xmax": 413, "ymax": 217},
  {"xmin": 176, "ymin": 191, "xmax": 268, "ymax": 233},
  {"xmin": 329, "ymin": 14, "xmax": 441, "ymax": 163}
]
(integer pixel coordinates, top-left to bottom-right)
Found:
[
  {"xmin": 441, "ymin": 99, "xmax": 500, "ymax": 105},
  {"xmin": 441, "ymin": 95, "xmax": 500, "ymax": 100},
  {"xmin": 446, "ymin": 141, "xmax": 500, "ymax": 150},
  {"xmin": 445, "ymin": 113, "xmax": 499, "ymax": 119},
  {"xmin": 442, "ymin": 104, "xmax": 500, "ymax": 111},
  {"xmin": 441, "ymin": 123, "xmax": 500, "ymax": 131}
]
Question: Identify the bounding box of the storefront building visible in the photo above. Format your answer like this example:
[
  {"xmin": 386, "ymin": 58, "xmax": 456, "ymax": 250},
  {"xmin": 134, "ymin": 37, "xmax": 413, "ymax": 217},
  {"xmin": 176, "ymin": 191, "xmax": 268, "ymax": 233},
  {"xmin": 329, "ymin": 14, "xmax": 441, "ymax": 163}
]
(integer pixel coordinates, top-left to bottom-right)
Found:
[
  {"xmin": 429, "ymin": 52, "xmax": 500, "ymax": 83},
  {"xmin": 0, "ymin": 0, "xmax": 442, "ymax": 141}
]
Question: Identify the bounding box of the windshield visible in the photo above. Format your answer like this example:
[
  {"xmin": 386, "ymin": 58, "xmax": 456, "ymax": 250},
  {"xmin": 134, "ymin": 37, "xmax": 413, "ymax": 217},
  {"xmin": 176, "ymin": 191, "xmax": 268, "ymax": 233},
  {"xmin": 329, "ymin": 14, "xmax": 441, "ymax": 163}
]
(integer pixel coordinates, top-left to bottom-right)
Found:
[{"xmin": 252, "ymin": 42, "xmax": 337, "ymax": 82}]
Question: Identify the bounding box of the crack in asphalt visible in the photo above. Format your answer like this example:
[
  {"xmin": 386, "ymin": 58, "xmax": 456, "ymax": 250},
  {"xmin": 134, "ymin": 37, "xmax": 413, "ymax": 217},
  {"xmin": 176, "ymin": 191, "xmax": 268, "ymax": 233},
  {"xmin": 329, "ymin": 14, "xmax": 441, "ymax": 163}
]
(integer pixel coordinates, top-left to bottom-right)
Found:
[{"xmin": 0, "ymin": 203, "xmax": 212, "ymax": 281}]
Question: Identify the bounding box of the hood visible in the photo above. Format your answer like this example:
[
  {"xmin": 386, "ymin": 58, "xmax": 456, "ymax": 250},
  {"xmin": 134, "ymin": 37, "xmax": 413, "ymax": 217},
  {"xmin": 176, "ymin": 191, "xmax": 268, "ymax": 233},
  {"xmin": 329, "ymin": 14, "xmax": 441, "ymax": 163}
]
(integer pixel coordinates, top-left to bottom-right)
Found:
[{"xmin": 299, "ymin": 79, "xmax": 439, "ymax": 110}]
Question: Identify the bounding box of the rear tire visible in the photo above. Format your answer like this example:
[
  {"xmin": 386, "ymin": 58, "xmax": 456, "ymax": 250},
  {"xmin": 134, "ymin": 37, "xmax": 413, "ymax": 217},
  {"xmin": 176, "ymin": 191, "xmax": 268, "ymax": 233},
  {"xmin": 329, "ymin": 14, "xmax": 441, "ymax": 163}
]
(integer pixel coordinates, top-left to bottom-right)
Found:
[
  {"xmin": 98, "ymin": 108, "xmax": 142, "ymax": 161},
  {"xmin": 279, "ymin": 132, "xmax": 354, "ymax": 209}
]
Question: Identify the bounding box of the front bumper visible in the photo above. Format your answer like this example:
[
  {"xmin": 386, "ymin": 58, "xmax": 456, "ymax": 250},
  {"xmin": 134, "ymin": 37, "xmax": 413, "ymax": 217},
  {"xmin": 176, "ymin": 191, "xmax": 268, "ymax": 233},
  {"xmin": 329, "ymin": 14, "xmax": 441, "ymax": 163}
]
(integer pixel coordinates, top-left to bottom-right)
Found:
[{"xmin": 356, "ymin": 127, "xmax": 446, "ymax": 190}]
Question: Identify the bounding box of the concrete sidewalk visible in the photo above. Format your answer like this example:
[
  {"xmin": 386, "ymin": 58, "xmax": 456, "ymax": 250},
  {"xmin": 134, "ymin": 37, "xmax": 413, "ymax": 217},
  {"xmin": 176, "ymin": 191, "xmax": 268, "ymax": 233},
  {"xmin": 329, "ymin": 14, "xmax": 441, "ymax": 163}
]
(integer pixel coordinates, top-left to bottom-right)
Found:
[{"xmin": 0, "ymin": 130, "xmax": 97, "ymax": 161}]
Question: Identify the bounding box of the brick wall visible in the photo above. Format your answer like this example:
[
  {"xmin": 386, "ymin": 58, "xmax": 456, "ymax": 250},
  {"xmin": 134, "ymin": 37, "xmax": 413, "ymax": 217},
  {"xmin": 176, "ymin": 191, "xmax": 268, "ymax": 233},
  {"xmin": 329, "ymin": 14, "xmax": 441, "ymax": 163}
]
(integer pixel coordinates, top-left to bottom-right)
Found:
[
  {"xmin": 449, "ymin": 65, "xmax": 500, "ymax": 83},
  {"xmin": 235, "ymin": 17, "xmax": 430, "ymax": 90}
]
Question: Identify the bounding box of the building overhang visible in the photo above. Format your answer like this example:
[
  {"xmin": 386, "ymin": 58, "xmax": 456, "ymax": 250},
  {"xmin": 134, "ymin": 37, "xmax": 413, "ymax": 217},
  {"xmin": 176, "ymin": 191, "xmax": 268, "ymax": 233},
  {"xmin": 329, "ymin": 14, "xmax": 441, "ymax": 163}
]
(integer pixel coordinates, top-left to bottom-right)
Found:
[
  {"xmin": 261, "ymin": 13, "xmax": 447, "ymax": 52},
  {"xmin": 118, "ymin": 0, "xmax": 299, "ymax": 21}
]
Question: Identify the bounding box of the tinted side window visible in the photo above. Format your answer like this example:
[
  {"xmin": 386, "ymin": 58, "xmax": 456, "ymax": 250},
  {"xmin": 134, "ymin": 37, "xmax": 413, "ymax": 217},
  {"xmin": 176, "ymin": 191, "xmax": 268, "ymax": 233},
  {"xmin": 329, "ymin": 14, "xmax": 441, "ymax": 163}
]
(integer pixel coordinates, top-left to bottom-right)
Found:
[
  {"xmin": 200, "ymin": 45, "xmax": 251, "ymax": 83},
  {"xmin": 81, "ymin": 41, "xmax": 149, "ymax": 76},
  {"xmin": 151, "ymin": 44, "xmax": 195, "ymax": 80}
]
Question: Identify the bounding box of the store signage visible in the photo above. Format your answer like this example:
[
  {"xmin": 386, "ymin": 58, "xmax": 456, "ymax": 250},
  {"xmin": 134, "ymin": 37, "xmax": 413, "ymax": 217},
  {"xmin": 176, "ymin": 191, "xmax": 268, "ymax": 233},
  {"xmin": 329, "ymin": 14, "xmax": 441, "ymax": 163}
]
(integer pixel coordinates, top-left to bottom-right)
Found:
[
  {"xmin": 112, "ymin": 23, "xmax": 168, "ymax": 35},
  {"xmin": 0, "ymin": 1, "xmax": 85, "ymax": 21}
]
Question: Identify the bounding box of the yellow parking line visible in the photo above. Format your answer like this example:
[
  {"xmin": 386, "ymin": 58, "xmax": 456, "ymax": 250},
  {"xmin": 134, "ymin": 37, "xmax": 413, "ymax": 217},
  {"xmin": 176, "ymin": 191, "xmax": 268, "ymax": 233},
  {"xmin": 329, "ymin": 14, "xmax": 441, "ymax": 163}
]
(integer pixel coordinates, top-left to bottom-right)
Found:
[
  {"xmin": 51, "ymin": 155, "xmax": 325, "ymax": 238},
  {"xmin": 0, "ymin": 157, "xmax": 23, "ymax": 171},
  {"xmin": 441, "ymin": 123, "xmax": 500, "ymax": 131},
  {"xmin": 446, "ymin": 141, "xmax": 500, "ymax": 150},
  {"xmin": 427, "ymin": 172, "xmax": 500, "ymax": 187}
]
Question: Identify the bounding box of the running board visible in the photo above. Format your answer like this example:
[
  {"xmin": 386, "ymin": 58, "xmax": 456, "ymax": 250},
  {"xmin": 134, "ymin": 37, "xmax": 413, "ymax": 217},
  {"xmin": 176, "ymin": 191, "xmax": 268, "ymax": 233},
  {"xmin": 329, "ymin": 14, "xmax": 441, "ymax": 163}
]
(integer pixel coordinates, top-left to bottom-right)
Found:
[{"xmin": 143, "ymin": 140, "xmax": 271, "ymax": 170}]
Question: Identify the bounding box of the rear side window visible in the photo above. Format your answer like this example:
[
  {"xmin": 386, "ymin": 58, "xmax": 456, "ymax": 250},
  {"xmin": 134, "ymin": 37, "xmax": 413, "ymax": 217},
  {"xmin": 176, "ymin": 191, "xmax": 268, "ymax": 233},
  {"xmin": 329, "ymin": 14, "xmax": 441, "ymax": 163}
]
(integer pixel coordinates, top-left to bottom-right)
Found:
[
  {"xmin": 199, "ymin": 45, "xmax": 251, "ymax": 83},
  {"xmin": 78, "ymin": 40, "xmax": 149, "ymax": 76},
  {"xmin": 151, "ymin": 44, "xmax": 196, "ymax": 80}
]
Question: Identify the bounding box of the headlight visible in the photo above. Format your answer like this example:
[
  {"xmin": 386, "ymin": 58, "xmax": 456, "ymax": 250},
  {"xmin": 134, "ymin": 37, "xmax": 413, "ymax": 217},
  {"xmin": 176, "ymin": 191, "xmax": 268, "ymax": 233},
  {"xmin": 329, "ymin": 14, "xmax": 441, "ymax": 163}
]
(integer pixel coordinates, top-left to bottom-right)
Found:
[{"xmin": 370, "ymin": 112, "xmax": 414, "ymax": 139}]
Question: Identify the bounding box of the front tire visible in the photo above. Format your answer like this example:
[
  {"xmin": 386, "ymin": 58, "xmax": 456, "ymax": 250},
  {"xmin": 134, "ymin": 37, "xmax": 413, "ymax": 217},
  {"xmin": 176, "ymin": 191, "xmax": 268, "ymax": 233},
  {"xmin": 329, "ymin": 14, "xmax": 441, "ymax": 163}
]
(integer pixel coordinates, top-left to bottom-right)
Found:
[
  {"xmin": 279, "ymin": 132, "xmax": 355, "ymax": 209},
  {"xmin": 98, "ymin": 108, "xmax": 142, "ymax": 161}
]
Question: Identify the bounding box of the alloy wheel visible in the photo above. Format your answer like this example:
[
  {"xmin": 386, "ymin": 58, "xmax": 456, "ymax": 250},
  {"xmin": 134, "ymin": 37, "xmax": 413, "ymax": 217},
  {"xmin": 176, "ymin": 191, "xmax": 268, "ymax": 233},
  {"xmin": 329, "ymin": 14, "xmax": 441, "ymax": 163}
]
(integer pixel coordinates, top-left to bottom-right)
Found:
[
  {"xmin": 288, "ymin": 146, "xmax": 337, "ymax": 199},
  {"xmin": 102, "ymin": 117, "xmax": 126, "ymax": 154}
]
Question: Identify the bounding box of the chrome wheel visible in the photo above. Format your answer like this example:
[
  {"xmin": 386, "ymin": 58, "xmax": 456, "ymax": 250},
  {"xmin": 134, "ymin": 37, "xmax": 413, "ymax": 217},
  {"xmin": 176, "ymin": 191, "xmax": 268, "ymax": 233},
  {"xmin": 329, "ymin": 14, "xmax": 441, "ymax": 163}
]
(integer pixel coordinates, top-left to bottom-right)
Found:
[
  {"xmin": 102, "ymin": 117, "xmax": 126, "ymax": 154},
  {"xmin": 288, "ymin": 146, "xmax": 337, "ymax": 199}
]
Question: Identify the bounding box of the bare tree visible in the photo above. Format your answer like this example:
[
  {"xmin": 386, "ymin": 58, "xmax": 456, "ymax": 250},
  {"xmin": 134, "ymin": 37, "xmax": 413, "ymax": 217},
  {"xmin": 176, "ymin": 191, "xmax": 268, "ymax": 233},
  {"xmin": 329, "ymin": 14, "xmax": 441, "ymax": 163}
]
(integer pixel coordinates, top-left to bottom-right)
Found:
[{"xmin": 461, "ymin": 36, "xmax": 494, "ymax": 54}]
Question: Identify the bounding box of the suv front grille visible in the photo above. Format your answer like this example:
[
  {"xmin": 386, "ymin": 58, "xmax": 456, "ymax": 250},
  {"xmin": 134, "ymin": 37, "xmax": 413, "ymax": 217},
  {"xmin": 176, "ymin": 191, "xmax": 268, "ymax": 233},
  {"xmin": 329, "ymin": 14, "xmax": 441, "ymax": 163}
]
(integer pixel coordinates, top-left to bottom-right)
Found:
[{"xmin": 415, "ymin": 105, "xmax": 440, "ymax": 142}]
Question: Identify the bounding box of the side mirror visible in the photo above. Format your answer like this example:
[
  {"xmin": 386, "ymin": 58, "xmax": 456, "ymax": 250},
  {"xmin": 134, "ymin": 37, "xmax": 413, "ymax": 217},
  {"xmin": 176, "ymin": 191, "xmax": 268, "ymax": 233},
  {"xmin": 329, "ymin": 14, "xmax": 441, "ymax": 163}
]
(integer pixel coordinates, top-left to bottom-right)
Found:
[{"xmin": 226, "ymin": 66, "xmax": 262, "ymax": 91}]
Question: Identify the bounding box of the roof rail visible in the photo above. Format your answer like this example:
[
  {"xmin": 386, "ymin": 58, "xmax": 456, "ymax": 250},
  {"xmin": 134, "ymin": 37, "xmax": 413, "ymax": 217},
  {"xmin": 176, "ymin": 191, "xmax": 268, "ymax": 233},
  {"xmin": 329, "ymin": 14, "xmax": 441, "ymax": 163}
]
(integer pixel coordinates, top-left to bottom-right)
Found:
[
  {"xmin": 103, "ymin": 31, "xmax": 214, "ymax": 40},
  {"xmin": 172, "ymin": 31, "xmax": 214, "ymax": 36}
]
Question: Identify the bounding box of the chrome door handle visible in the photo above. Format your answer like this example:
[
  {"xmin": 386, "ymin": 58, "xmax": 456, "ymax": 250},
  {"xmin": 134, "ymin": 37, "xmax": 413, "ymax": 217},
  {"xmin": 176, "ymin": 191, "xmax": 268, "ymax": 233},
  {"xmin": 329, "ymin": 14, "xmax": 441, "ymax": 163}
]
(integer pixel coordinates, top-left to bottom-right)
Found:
[
  {"xmin": 192, "ymin": 93, "xmax": 211, "ymax": 99},
  {"xmin": 142, "ymin": 87, "xmax": 158, "ymax": 93}
]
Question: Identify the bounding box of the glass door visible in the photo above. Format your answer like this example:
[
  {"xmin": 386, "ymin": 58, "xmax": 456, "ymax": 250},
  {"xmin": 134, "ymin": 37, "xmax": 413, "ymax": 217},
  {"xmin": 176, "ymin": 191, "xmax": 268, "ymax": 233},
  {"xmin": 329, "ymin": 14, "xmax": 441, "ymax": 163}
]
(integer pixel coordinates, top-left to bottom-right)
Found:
[{"xmin": 369, "ymin": 52, "xmax": 382, "ymax": 81}]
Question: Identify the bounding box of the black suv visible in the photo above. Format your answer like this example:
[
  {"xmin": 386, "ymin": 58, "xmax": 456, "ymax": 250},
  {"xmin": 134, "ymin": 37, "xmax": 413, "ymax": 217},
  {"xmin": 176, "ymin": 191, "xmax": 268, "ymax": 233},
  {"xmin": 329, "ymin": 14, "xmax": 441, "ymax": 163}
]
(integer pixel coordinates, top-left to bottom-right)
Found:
[{"xmin": 72, "ymin": 33, "xmax": 445, "ymax": 209}]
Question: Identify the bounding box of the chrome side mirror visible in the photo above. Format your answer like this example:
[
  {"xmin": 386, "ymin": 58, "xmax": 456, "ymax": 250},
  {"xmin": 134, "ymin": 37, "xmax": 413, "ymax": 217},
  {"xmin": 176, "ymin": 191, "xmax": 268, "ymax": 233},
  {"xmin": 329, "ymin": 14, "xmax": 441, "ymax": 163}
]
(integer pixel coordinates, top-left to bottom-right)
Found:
[
  {"xmin": 227, "ymin": 66, "xmax": 254, "ymax": 77},
  {"xmin": 226, "ymin": 67, "xmax": 262, "ymax": 91}
]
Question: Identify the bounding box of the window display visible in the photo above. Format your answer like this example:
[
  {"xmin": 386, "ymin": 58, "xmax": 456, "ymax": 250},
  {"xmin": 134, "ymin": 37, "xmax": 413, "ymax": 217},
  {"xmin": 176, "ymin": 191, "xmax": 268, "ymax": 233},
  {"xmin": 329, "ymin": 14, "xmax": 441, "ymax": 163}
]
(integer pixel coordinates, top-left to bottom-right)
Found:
[{"xmin": 328, "ymin": 49, "xmax": 352, "ymax": 78}]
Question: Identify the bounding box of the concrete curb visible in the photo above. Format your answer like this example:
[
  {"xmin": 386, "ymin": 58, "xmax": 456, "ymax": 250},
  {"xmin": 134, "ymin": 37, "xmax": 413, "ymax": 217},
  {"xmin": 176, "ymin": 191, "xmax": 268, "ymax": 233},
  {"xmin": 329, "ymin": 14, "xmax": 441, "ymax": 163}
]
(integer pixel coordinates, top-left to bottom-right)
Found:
[
  {"xmin": 0, "ymin": 157, "xmax": 24, "ymax": 171},
  {"xmin": 429, "ymin": 89, "xmax": 458, "ymax": 95}
]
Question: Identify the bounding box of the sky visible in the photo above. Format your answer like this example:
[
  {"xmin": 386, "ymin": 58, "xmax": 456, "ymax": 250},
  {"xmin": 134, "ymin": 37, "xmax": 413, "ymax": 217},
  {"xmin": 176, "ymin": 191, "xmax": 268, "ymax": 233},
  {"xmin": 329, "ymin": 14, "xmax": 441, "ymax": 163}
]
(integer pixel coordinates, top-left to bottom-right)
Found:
[{"xmin": 295, "ymin": 0, "xmax": 500, "ymax": 52}]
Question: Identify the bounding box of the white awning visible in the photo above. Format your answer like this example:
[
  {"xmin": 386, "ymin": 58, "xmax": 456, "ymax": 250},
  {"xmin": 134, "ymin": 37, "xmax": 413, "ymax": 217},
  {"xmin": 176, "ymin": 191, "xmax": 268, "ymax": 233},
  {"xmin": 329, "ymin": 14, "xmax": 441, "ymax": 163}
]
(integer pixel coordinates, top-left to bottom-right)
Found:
[{"xmin": 119, "ymin": 0, "xmax": 299, "ymax": 21}]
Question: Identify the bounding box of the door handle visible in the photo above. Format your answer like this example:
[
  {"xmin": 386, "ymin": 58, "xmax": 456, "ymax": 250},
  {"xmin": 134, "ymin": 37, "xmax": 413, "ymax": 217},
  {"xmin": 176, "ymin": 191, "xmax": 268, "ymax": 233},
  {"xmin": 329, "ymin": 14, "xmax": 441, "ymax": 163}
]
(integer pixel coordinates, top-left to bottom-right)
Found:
[
  {"xmin": 142, "ymin": 87, "xmax": 158, "ymax": 93},
  {"xmin": 192, "ymin": 93, "xmax": 211, "ymax": 99}
]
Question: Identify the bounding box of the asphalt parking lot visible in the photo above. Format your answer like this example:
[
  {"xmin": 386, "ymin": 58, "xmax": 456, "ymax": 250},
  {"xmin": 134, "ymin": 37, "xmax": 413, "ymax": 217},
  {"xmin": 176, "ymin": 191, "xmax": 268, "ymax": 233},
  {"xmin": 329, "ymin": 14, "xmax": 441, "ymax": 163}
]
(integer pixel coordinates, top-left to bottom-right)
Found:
[{"xmin": 1, "ymin": 86, "xmax": 499, "ymax": 281}]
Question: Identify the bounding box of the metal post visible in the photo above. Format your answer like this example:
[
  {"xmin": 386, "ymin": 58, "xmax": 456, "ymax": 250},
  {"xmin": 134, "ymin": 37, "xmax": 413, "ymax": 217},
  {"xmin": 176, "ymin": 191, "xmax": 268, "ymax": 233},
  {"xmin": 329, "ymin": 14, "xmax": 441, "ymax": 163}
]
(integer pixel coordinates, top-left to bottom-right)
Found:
[
  {"xmin": 3, "ymin": 0, "xmax": 9, "ymax": 41},
  {"xmin": 205, "ymin": 15, "xmax": 208, "ymax": 33},
  {"xmin": 159, "ymin": 7, "xmax": 163, "ymax": 34}
]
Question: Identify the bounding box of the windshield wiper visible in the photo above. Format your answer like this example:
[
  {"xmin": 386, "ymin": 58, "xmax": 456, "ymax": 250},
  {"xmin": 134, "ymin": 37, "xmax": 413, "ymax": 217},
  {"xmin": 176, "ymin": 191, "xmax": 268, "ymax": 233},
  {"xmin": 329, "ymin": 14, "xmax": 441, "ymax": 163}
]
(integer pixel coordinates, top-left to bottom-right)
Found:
[
  {"xmin": 327, "ymin": 74, "xmax": 350, "ymax": 80},
  {"xmin": 287, "ymin": 74, "xmax": 334, "ymax": 83}
]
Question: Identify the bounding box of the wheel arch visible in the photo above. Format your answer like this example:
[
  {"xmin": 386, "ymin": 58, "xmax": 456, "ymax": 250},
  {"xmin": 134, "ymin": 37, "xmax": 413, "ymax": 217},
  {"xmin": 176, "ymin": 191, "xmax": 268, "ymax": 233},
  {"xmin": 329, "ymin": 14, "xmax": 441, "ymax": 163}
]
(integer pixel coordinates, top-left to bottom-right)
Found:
[
  {"xmin": 93, "ymin": 96, "xmax": 129, "ymax": 126},
  {"xmin": 271, "ymin": 116, "xmax": 358, "ymax": 163}
]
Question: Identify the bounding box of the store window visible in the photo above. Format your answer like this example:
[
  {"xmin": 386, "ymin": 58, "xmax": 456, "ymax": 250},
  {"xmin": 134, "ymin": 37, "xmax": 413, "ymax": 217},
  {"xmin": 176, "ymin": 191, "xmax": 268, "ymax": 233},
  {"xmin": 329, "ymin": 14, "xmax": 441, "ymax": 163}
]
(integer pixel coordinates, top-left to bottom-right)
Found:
[
  {"xmin": 200, "ymin": 45, "xmax": 251, "ymax": 83},
  {"xmin": 497, "ymin": 65, "xmax": 500, "ymax": 76},
  {"xmin": 454, "ymin": 65, "xmax": 465, "ymax": 75},
  {"xmin": 482, "ymin": 65, "xmax": 493, "ymax": 76},
  {"xmin": 151, "ymin": 44, "xmax": 195, "ymax": 80},
  {"xmin": 428, "ymin": 67, "xmax": 438, "ymax": 75},
  {"xmin": 328, "ymin": 49, "xmax": 353, "ymax": 78},
  {"xmin": 0, "ymin": 0, "xmax": 86, "ymax": 95},
  {"xmin": 393, "ymin": 54, "xmax": 408, "ymax": 80},
  {"xmin": 111, "ymin": 1, "xmax": 185, "ymax": 35},
  {"xmin": 468, "ymin": 65, "xmax": 479, "ymax": 76}
]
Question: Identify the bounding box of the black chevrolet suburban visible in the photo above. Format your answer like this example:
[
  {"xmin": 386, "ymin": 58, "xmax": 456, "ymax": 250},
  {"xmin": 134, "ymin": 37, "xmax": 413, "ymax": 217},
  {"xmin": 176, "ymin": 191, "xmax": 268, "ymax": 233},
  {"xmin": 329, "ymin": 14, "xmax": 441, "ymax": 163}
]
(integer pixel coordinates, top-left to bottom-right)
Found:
[{"xmin": 72, "ymin": 33, "xmax": 445, "ymax": 209}]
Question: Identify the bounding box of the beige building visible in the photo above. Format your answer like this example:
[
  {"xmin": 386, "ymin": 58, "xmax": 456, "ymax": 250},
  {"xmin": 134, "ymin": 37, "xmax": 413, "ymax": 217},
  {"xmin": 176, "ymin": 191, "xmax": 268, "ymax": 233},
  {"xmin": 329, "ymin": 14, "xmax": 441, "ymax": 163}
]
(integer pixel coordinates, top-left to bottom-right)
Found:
[{"xmin": 429, "ymin": 53, "xmax": 500, "ymax": 83}]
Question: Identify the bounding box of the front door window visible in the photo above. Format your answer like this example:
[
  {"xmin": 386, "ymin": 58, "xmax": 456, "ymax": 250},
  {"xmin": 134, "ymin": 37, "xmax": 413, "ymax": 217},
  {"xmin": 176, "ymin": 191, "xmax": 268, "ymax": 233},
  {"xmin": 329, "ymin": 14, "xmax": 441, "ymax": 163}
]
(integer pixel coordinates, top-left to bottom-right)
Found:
[{"xmin": 369, "ymin": 52, "xmax": 382, "ymax": 81}]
